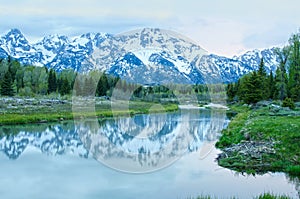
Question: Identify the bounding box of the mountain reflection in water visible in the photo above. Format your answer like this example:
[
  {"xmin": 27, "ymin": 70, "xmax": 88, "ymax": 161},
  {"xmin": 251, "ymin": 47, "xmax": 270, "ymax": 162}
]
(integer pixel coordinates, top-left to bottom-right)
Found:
[{"xmin": 0, "ymin": 109, "xmax": 227, "ymax": 171}]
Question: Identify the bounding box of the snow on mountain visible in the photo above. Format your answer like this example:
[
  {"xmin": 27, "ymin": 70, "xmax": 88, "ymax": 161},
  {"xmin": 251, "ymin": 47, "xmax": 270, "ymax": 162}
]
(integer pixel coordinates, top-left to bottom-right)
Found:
[
  {"xmin": 233, "ymin": 48, "xmax": 279, "ymax": 74},
  {"xmin": 33, "ymin": 34, "xmax": 69, "ymax": 63},
  {"xmin": 0, "ymin": 28, "xmax": 280, "ymax": 83}
]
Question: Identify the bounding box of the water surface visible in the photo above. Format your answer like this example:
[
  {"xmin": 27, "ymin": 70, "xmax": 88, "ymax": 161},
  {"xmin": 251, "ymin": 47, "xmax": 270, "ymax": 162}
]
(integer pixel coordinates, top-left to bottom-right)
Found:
[{"xmin": 0, "ymin": 110, "xmax": 298, "ymax": 199}]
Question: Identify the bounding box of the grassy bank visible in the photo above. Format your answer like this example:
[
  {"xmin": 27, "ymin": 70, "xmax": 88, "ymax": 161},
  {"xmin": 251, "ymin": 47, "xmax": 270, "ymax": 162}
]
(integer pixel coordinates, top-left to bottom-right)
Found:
[
  {"xmin": 0, "ymin": 97, "xmax": 178, "ymax": 125},
  {"xmin": 216, "ymin": 103, "xmax": 300, "ymax": 177}
]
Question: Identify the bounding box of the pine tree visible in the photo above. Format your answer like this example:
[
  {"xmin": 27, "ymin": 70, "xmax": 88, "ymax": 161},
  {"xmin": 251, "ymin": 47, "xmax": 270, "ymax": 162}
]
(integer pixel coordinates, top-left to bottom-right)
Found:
[
  {"xmin": 47, "ymin": 69, "xmax": 57, "ymax": 94},
  {"xmin": 268, "ymin": 70, "xmax": 276, "ymax": 99},
  {"xmin": 238, "ymin": 72, "xmax": 262, "ymax": 104},
  {"xmin": 96, "ymin": 74, "xmax": 108, "ymax": 96},
  {"xmin": 258, "ymin": 58, "xmax": 267, "ymax": 77},
  {"xmin": 257, "ymin": 58, "xmax": 270, "ymax": 100},
  {"xmin": 0, "ymin": 70, "xmax": 14, "ymax": 96},
  {"xmin": 288, "ymin": 33, "xmax": 300, "ymax": 101},
  {"xmin": 59, "ymin": 78, "xmax": 71, "ymax": 95}
]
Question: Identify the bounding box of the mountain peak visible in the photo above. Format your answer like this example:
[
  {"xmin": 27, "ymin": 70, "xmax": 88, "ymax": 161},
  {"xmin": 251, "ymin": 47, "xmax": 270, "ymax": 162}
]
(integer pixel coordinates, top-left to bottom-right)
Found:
[
  {"xmin": 0, "ymin": 28, "xmax": 281, "ymax": 83},
  {"xmin": 5, "ymin": 28, "xmax": 23, "ymax": 36},
  {"xmin": 3, "ymin": 28, "xmax": 27, "ymax": 42},
  {"xmin": 1, "ymin": 28, "xmax": 31, "ymax": 54},
  {"xmin": 3, "ymin": 28, "xmax": 26, "ymax": 40}
]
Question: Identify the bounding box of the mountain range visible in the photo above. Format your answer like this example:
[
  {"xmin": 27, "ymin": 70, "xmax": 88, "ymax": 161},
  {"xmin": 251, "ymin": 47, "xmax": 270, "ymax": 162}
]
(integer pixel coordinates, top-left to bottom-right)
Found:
[{"xmin": 0, "ymin": 28, "xmax": 280, "ymax": 84}]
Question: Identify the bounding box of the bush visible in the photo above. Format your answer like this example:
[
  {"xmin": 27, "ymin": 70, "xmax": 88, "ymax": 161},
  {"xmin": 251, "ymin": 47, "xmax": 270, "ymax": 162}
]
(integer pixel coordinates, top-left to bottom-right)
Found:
[
  {"xmin": 286, "ymin": 165, "xmax": 300, "ymax": 176},
  {"xmin": 282, "ymin": 98, "xmax": 295, "ymax": 110}
]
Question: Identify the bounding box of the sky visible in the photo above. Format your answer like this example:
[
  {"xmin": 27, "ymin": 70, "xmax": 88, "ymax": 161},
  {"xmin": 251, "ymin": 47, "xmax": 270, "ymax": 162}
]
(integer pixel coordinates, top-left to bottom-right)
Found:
[{"xmin": 0, "ymin": 0, "xmax": 300, "ymax": 57}]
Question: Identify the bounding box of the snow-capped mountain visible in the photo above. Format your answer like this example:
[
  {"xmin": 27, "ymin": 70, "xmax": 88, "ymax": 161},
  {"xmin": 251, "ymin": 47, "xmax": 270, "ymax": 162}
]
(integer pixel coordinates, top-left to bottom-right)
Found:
[{"xmin": 0, "ymin": 28, "xmax": 280, "ymax": 83}]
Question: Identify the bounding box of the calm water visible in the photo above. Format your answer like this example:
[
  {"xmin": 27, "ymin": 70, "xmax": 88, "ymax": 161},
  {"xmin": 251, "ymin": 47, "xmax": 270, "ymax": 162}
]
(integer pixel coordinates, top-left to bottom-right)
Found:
[{"xmin": 0, "ymin": 109, "xmax": 298, "ymax": 199}]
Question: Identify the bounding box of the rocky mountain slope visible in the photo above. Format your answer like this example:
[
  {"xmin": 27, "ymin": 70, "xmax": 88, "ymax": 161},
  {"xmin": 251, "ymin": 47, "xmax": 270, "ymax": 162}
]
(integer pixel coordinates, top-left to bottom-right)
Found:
[{"xmin": 0, "ymin": 28, "xmax": 280, "ymax": 84}]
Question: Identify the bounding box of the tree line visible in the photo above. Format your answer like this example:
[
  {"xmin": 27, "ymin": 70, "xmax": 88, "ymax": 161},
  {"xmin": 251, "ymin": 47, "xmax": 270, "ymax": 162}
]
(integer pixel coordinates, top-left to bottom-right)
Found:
[
  {"xmin": 0, "ymin": 57, "xmax": 120, "ymax": 97},
  {"xmin": 0, "ymin": 57, "xmax": 213, "ymax": 102},
  {"xmin": 226, "ymin": 32, "xmax": 300, "ymax": 105}
]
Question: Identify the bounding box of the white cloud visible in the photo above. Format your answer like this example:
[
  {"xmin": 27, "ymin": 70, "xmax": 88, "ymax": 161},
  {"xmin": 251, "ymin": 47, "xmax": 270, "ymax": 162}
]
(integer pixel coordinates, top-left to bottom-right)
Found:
[{"xmin": 0, "ymin": 0, "xmax": 300, "ymax": 56}]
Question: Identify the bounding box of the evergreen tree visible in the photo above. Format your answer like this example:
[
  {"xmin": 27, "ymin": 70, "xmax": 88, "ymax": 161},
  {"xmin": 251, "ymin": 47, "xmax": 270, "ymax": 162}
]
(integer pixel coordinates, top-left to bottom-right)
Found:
[
  {"xmin": 0, "ymin": 70, "xmax": 14, "ymax": 96},
  {"xmin": 238, "ymin": 72, "xmax": 262, "ymax": 104},
  {"xmin": 268, "ymin": 70, "xmax": 276, "ymax": 99},
  {"xmin": 237, "ymin": 74, "xmax": 250, "ymax": 102},
  {"xmin": 257, "ymin": 58, "xmax": 268, "ymax": 99},
  {"xmin": 47, "ymin": 69, "xmax": 57, "ymax": 93},
  {"xmin": 258, "ymin": 58, "xmax": 267, "ymax": 77},
  {"xmin": 59, "ymin": 78, "xmax": 71, "ymax": 95},
  {"xmin": 96, "ymin": 74, "xmax": 108, "ymax": 96},
  {"xmin": 288, "ymin": 33, "xmax": 300, "ymax": 101}
]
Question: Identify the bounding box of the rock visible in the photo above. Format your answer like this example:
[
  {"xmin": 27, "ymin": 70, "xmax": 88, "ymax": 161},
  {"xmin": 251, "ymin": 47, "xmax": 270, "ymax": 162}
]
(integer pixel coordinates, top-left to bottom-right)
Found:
[
  {"xmin": 256, "ymin": 101, "xmax": 272, "ymax": 107},
  {"xmin": 39, "ymin": 120, "xmax": 47, "ymax": 123},
  {"xmin": 243, "ymin": 132, "xmax": 251, "ymax": 141},
  {"xmin": 295, "ymin": 102, "xmax": 300, "ymax": 108},
  {"xmin": 217, "ymin": 141, "xmax": 277, "ymax": 162}
]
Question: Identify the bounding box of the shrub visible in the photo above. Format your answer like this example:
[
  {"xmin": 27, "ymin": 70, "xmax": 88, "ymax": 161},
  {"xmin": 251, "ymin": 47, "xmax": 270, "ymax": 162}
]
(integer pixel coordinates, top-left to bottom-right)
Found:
[{"xmin": 282, "ymin": 98, "xmax": 295, "ymax": 110}]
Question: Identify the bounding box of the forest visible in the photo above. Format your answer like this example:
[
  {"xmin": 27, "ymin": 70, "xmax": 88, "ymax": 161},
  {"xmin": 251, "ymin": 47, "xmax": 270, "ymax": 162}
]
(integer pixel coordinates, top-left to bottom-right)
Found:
[
  {"xmin": 0, "ymin": 57, "xmax": 214, "ymax": 103},
  {"xmin": 226, "ymin": 32, "xmax": 300, "ymax": 107}
]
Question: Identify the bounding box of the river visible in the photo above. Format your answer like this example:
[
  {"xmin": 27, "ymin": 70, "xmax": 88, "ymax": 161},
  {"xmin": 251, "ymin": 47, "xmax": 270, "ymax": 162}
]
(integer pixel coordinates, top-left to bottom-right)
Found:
[{"xmin": 0, "ymin": 109, "xmax": 298, "ymax": 199}]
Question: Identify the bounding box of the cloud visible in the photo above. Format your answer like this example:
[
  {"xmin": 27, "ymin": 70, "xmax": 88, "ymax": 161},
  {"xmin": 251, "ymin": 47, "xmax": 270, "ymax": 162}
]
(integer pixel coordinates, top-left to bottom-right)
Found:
[
  {"xmin": 0, "ymin": 0, "xmax": 300, "ymax": 56},
  {"xmin": 242, "ymin": 23, "xmax": 299, "ymax": 49}
]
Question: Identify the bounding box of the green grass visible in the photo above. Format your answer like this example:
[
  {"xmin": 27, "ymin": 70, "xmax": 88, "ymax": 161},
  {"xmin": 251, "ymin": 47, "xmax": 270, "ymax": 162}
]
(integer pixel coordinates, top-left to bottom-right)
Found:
[
  {"xmin": 0, "ymin": 100, "xmax": 178, "ymax": 125},
  {"xmin": 216, "ymin": 105, "xmax": 300, "ymax": 177},
  {"xmin": 216, "ymin": 106, "xmax": 251, "ymax": 148}
]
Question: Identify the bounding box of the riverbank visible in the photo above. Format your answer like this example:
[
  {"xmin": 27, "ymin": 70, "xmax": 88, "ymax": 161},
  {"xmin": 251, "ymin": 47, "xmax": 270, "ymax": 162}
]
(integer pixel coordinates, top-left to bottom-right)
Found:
[
  {"xmin": 0, "ymin": 97, "xmax": 178, "ymax": 125},
  {"xmin": 216, "ymin": 102, "xmax": 300, "ymax": 177}
]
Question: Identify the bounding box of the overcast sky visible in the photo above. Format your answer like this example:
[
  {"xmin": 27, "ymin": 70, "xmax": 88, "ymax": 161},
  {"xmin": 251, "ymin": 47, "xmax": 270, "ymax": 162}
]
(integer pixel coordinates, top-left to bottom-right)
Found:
[{"xmin": 0, "ymin": 0, "xmax": 299, "ymax": 56}]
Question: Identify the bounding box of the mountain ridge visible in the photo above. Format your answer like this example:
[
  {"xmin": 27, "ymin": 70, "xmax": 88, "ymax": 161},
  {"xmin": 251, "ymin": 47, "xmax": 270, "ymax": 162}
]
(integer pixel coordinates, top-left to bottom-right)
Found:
[{"xmin": 0, "ymin": 28, "xmax": 280, "ymax": 84}]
